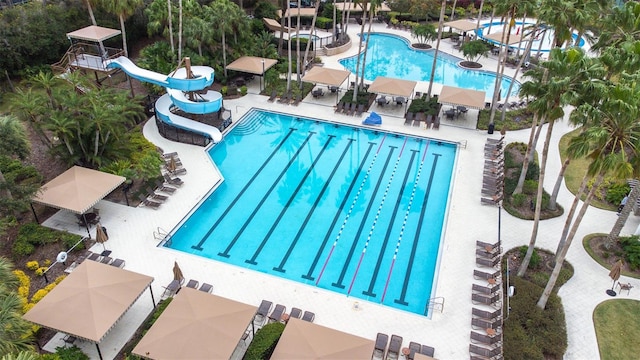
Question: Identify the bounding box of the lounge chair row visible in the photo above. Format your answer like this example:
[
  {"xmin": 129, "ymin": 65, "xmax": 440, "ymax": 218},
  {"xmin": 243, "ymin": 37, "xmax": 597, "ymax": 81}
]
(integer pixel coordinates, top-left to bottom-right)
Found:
[
  {"xmin": 184, "ymin": 279, "xmax": 213, "ymax": 293},
  {"xmin": 137, "ymin": 174, "xmax": 184, "ymax": 210},
  {"xmin": 253, "ymin": 300, "xmax": 315, "ymax": 326},
  {"xmin": 163, "ymin": 152, "xmax": 187, "ymax": 176},
  {"xmin": 373, "ymin": 333, "xmax": 435, "ymax": 360},
  {"xmin": 267, "ymin": 91, "xmax": 302, "ymax": 106},
  {"xmin": 482, "ymin": 139, "xmax": 505, "ymax": 205},
  {"xmin": 404, "ymin": 112, "xmax": 440, "ymax": 130},
  {"xmin": 335, "ymin": 102, "xmax": 365, "ymax": 116},
  {"xmin": 469, "ymin": 343, "xmax": 502, "ymax": 359},
  {"xmin": 86, "ymin": 251, "xmax": 125, "ymax": 268}
]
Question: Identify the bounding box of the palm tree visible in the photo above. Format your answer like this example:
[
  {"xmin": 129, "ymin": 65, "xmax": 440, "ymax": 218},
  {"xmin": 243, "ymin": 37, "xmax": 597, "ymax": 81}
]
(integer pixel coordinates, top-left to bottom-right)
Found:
[
  {"xmin": 300, "ymin": 0, "xmax": 321, "ymax": 89},
  {"xmin": 84, "ymin": 0, "xmax": 99, "ymax": 26},
  {"xmin": 351, "ymin": 0, "xmax": 369, "ymax": 102},
  {"xmin": 0, "ymin": 116, "xmax": 30, "ymax": 203},
  {"xmin": 426, "ymin": 0, "xmax": 447, "ymax": 97},
  {"xmin": 517, "ymin": 47, "xmax": 597, "ymax": 276},
  {"xmin": 358, "ymin": 0, "xmax": 381, "ymax": 89},
  {"xmin": 0, "ymin": 258, "xmax": 34, "ymax": 354},
  {"xmin": 8, "ymin": 89, "xmax": 50, "ymax": 148},
  {"xmin": 205, "ymin": 0, "xmax": 240, "ymax": 78},
  {"xmin": 102, "ymin": 0, "xmax": 143, "ymax": 57},
  {"xmin": 146, "ymin": 0, "xmax": 176, "ymax": 55},
  {"xmin": 537, "ymin": 81, "xmax": 640, "ymax": 309}
]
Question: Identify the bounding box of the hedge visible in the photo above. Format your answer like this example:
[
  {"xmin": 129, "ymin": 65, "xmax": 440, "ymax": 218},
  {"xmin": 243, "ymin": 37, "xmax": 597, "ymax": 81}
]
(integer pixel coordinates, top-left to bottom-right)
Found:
[{"xmin": 243, "ymin": 322, "xmax": 285, "ymax": 360}]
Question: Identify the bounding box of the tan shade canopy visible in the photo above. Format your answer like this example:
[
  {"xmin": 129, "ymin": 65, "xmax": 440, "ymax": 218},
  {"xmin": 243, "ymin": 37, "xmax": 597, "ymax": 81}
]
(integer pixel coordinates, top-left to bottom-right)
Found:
[
  {"xmin": 23, "ymin": 261, "xmax": 153, "ymax": 343},
  {"xmin": 133, "ymin": 288, "xmax": 256, "ymax": 359},
  {"xmin": 271, "ymin": 318, "xmax": 375, "ymax": 359},
  {"xmin": 302, "ymin": 67, "xmax": 351, "ymax": 87},
  {"xmin": 67, "ymin": 26, "xmax": 122, "ymax": 42},
  {"xmin": 438, "ymin": 86, "xmax": 487, "ymax": 109},
  {"xmin": 32, "ymin": 166, "xmax": 126, "ymax": 214},
  {"xmin": 264, "ymin": 18, "xmax": 293, "ymax": 33},
  {"xmin": 226, "ymin": 56, "xmax": 278, "ymax": 75},
  {"xmin": 444, "ymin": 19, "xmax": 479, "ymax": 32},
  {"xmin": 484, "ymin": 32, "xmax": 528, "ymax": 45},
  {"xmin": 278, "ymin": 8, "xmax": 318, "ymax": 18},
  {"xmin": 368, "ymin": 76, "xmax": 417, "ymax": 98}
]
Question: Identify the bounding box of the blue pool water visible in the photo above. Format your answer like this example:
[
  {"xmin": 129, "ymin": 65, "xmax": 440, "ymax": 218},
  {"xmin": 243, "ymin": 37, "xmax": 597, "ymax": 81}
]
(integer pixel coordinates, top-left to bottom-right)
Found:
[
  {"xmin": 166, "ymin": 109, "xmax": 457, "ymax": 316},
  {"xmin": 339, "ymin": 33, "xmax": 519, "ymax": 99}
]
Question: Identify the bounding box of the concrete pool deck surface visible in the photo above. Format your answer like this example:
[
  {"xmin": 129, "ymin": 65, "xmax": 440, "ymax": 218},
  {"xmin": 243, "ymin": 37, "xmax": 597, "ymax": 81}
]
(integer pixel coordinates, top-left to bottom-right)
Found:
[{"xmin": 41, "ymin": 23, "xmax": 638, "ymax": 359}]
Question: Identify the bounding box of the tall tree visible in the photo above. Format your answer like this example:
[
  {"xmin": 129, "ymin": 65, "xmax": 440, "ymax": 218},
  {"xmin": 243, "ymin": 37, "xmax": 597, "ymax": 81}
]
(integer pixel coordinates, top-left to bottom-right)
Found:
[
  {"xmin": 102, "ymin": 0, "xmax": 143, "ymax": 57},
  {"xmin": 0, "ymin": 116, "xmax": 30, "ymax": 205},
  {"xmin": 538, "ymin": 81, "xmax": 640, "ymax": 309},
  {"xmin": 426, "ymin": 0, "xmax": 447, "ymax": 97}
]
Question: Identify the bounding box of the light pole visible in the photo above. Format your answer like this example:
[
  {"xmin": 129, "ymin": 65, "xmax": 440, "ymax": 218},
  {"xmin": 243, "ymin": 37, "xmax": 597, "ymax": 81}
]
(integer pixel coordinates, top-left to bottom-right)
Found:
[{"xmin": 261, "ymin": 59, "xmax": 266, "ymax": 92}]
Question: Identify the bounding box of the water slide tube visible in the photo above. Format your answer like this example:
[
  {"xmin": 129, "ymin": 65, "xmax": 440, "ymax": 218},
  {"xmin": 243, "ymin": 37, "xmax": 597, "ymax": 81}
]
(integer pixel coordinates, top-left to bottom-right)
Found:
[{"xmin": 104, "ymin": 56, "xmax": 223, "ymax": 143}]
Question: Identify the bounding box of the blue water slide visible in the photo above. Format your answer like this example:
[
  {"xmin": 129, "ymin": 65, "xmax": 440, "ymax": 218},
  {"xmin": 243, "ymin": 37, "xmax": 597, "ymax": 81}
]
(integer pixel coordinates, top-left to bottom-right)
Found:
[{"xmin": 104, "ymin": 56, "xmax": 223, "ymax": 143}]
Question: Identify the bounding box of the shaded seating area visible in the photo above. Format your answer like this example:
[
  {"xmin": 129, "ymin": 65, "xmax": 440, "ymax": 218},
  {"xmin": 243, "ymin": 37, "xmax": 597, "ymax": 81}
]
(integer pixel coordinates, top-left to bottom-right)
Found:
[
  {"xmin": 23, "ymin": 261, "xmax": 154, "ymax": 360},
  {"xmin": 133, "ymin": 288, "xmax": 257, "ymax": 359},
  {"xmin": 302, "ymin": 67, "xmax": 351, "ymax": 104},
  {"xmin": 270, "ymin": 317, "xmax": 375, "ymax": 359}
]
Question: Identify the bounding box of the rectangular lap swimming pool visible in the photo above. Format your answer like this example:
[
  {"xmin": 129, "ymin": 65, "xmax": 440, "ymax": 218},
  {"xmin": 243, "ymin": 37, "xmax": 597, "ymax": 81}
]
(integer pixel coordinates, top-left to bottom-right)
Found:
[{"xmin": 165, "ymin": 109, "xmax": 457, "ymax": 316}]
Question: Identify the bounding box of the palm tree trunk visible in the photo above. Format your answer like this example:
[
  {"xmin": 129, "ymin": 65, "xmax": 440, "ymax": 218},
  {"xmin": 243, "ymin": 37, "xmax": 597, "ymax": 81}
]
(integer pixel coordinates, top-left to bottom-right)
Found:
[
  {"xmin": 450, "ymin": 0, "xmax": 458, "ymax": 20},
  {"xmin": 513, "ymin": 115, "xmax": 542, "ymax": 194},
  {"xmin": 168, "ymin": 0, "xmax": 175, "ymax": 55},
  {"xmin": 518, "ymin": 116, "xmax": 555, "ymax": 276},
  {"xmin": 351, "ymin": 0, "xmax": 368, "ymax": 102},
  {"xmin": 488, "ymin": 15, "xmax": 514, "ymax": 128},
  {"xmin": 606, "ymin": 181, "xmax": 640, "ymax": 247},
  {"xmin": 427, "ymin": 0, "xmax": 447, "ymax": 97},
  {"xmin": 301, "ymin": 0, "xmax": 321, "ymax": 84},
  {"xmin": 554, "ymin": 175, "xmax": 589, "ymax": 262},
  {"xmin": 475, "ymin": 0, "xmax": 485, "ymax": 31},
  {"xmin": 295, "ymin": 1, "xmax": 301, "ymax": 87},
  {"xmin": 487, "ymin": 8, "xmax": 496, "ymax": 33},
  {"xmin": 548, "ymin": 157, "xmax": 570, "ymax": 210},
  {"xmin": 120, "ymin": 15, "xmax": 129, "ymax": 57},
  {"xmin": 359, "ymin": 3, "xmax": 375, "ymax": 88},
  {"xmin": 538, "ymin": 173, "xmax": 603, "ymax": 309},
  {"xmin": 222, "ymin": 31, "xmax": 228, "ymax": 78},
  {"xmin": 178, "ymin": 0, "xmax": 183, "ymax": 60},
  {"xmin": 86, "ymin": 0, "xmax": 97, "ymax": 26},
  {"xmin": 286, "ymin": 0, "xmax": 292, "ymax": 92}
]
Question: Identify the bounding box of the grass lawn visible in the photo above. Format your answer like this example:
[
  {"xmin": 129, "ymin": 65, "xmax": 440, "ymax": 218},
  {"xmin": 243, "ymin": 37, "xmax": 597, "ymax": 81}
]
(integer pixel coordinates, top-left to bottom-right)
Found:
[
  {"xmin": 558, "ymin": 129, "xmax": 617, "ymax": 211},
  {"xmin": 594, "ymin": 299, "xmax": 640, "ymax": 360}
]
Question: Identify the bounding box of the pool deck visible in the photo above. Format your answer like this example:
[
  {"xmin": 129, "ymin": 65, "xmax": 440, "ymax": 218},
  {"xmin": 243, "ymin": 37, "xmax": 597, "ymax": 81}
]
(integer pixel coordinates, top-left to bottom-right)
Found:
[{"xmin": 41, "ymin": 22, "xmax": 639, "ymax": 360}]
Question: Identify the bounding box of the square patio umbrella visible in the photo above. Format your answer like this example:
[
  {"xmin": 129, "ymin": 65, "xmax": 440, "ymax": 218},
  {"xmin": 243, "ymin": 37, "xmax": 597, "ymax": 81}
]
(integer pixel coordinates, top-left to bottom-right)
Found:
[
  {"xmin": 607, "ymin": 259, "xmax": 623, "ymax": 296},
  {"xmin": 95, "ymin": 223, "xmax": 109, "ymax": 251}
]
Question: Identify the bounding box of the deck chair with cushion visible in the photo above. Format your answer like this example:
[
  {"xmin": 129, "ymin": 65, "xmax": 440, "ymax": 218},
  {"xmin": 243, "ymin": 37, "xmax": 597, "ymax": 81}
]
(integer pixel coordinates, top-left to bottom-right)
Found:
[
  {"xmin": 472, "ymin": 283, "xmax": 501, "ymax": 295},
  {"xmin": 470, "ymin": 331, "xmax": 501, "ymax": 346},
  {"xmin": 477, "ymin": 241, "xmax": 501, "ymax": 252},
  {"xmin": 147, "ymin": 191, "xmax": 168, "ymax": 203},
  {"xmin": 432, "ymin": 116, "xmax": 440, "ymax": 130},
  {"xmin": 472, "ymin": 293, "xmax": 501, "ymax": 307},
  {"xmin": 386, "ymin": 334, "xmax": 403, "ymax": 360},
  {"xmin": 87, "ymin": 252, "xmax": 101, "ymax": 261},
  {"xmin": 476, "ymin": 255, "xmax": 500, "ymax": 268},
  {"xmin": 269, "ymin": 304, "xmax": 286, "ymax": 323},
  {"xmin": 254, "ymin": 300, "xmax": 273, "ymax": 325},
  {"xmin": 373, "ymin": 333, "xmax": 388, "ymax": 360},
  {"xmin": 109, "ymin": 258, "xmax": 125, "ymax": 268},
  {"xmin": 420, "ymin": 345, "xmax": 435, "ymax": 357},
  {"xmin": 301, "ymin": 310, "xmax": 315, "ymax": 322},
  {"xmin": 356, "ymin": 104, "xmax": 365, "ymax": 116},
  {"xmin": 404, "ymin": 112, "xmax": 415, "ymax": 126},
  {"xmin": 99, "ymin": 256, "xmax": 112, "ymax": 265},
  {"xmin": 137, "ymin": 194, "xmax": 162, "ymax": 209},
  {"xmin": 469, "ymin": 344, "xmax": 501, "ymax": 359},
  {"xmin": 185, "ymin": 279, "xmax": 199, "ymax": 289},
  {"xmin": 472, "ymin": 307, "xmax": 502, "ymax": 321},
  {"xmin": 289, "ymin": 307, "xmax": 302, "ymax": 320},
  {"xmin": 163, "ymin": 174, "xmax": 184, "ymax": 187},
  {"xmin": 407, "ymin": 341, "xmax": 421, "ymax": 360},
  {"xmin": 154, "ymin": 179, "xmax": 176, "ymax": 194},
  {"xmin": 474, "ymin": 269, "xmax": 501, "ymax": 281},
  {"xmin": 199, "ymin": 283, "xmax": 213, "ymax": 293},
  {"xmin": 471, "ymin": 317, "xmax": 501, "ymax": 331}
]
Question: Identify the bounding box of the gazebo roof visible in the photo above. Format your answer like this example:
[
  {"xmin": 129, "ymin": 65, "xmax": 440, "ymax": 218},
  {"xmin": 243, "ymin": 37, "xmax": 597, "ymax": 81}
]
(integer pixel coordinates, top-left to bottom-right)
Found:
[
  {"xmin": 23, "ymin": 261, "xmax": 153, "ymax": 343},
  {"xmin": 484, "ymin": 31, "xmax": 529, "ymax": 45},
  {"xmin": 444, "ymin": 19, "xmax": 479, "ymax": 32},
  {"xmin": 368, "ymin": 76, "xmax": 417, "ymax": 98},
  {"xmin": 32, "ymin": 166, "xmax": 126, "ymax": 214},
  {"xmin": 438, "ymin": 85, "xmax": 487, "ymax": 109},
  {"xmin": 226, "ymin": 56, "xmax": 278, "ymax": 75},
  {"xmin": 302, "ymin": 67, "xmax": 351, "ymax": 87},
  {"xmin": 66, "ymin": 26, "xmax": 121, "ymax": 42}
]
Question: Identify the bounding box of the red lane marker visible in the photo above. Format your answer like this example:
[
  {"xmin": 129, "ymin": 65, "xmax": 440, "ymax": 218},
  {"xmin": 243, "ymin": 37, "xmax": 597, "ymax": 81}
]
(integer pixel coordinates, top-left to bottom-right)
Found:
[
  {"xmin": 315, "ymin": 244, "xmax": 336, "ymax": 285},
  {"xmin": 421, "ymin": 140, "xmax": 431, "ymax": 162},
  {"xmin": 381, "ymin": 258, "xmax": 396, "ymax": 302},
  {"xmin": 398, "ymin": 137, "xmax": 408, "ymax": 157},
  {"xmin": 347, "ymin": 251, "xmax": 366, "ymax": 295},
  {"xmin": 376, "ymin": 134, "xmax": 387, "ymax": 154}
]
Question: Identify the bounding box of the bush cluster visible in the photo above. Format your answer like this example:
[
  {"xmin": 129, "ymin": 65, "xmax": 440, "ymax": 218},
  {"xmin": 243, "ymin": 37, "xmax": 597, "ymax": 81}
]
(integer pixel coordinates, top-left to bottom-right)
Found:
[
  {"xmin": 605, "ymin": 182, "xmax": 630, "ymax": 205},
  {"xmin": 12, "ymin": 223, "xmax": 82, "ymax": 257},
  {"xmin": 407, "ymin": 96, "xmax": 440, "ymax": 116},
  {"xmin": 503, "ymin": 276, "xmax": 568, "ymax": 359},
  {"xmin": 519, "ymin": 246, "xmax": 541, "ymax": 269},
  {"xmin": 619, "ymin": 235, "xmax": 640, "ymax": 270},
  {"xmin": 243, "ymin": 322, "xmax": 286, "ymax": 360}
]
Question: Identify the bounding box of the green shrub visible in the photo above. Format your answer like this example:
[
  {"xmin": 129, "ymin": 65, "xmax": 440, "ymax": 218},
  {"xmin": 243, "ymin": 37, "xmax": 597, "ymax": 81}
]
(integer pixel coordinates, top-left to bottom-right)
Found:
[
  {"xmin": 523, "ymin": 180, "xmax": 538, "ymax": 195},
  {"xmin": 519, "ymin": 246, "xmax": 541, "ymax": 269},
  {"xmin": 525, "ymin": 160, "xmax": 539, "ymax": 180},
  {"xmin": 55, "ymin": 345, "xmax": 89, "ymax": 360},
  {"xmin": 221, "ymin": 86, "xmax": 228, "ymax": 96},
  {"xmin": 619, "ymin": 235, "xmax": 640, "ymax": 270},
  {"xmin": 243, "ymin": 322, "xmax": 285, "ymax": 360},
  {"xmin": 13, "ymin": 240, "xmax": 35, "ymax": 257},
  {"xmin": 315, "ymin": 17, "xmax": 332, "ymax": 29},
  {"xmin": 606, "ymin": 182, "xmax": 630, "ymax": 205},
  {"xmin": 240, "ymin": 85, "xmax": 248, "ymax": 95},
  {"xmin": 503, "ymin": 276, "xmax": 567, "ymax": 359},
  {"xmin": 511, "ymin": 193, "xmax": 526, "ymax": 207}
]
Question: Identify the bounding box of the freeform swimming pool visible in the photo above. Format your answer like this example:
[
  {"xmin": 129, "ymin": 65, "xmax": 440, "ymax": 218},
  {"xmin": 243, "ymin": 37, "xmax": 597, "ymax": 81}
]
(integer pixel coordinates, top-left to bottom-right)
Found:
[
  {"xmin": 339, "ymin": 33, "xmax": 520, "ymax": 99},
  {"xmin": 166, "ymin": 109, "xmax": 457, "ymax": 316}
]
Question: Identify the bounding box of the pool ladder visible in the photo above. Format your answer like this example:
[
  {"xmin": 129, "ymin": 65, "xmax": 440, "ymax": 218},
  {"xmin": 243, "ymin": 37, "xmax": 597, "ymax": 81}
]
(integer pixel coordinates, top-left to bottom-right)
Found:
[
  {"xmin": 424, "ymin": 297, "xmax": 445, "ymax": 315},
  {"xmin": 153, "ymin": 227, "xmax": 170, "ymax": 245}
]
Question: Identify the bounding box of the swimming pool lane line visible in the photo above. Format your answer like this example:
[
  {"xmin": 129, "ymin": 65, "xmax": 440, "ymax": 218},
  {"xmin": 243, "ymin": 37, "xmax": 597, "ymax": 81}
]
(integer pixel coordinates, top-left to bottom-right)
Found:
[
  {"xmin": 191, "ymin": 127, "xmax": 296, "ymax": 251},
  {"xmin": 302, "ymin": 141, "xmax": 377, "ymax": 282},
  {"xmin": 273, "ymin": 139, "xmax": 355, "ymax": 273},
  {"xmin": 394, "ymin": 152, "xmax": 441, "ymax": 306},
  {"xmin": 380, "ymin": 141, "xmax": 431, "ymax": 303},
  {"xmin": 361, "ymin": 148, "xmax": 419, "ymax": 297},
  {"xmin": 345, "ymin": 138, "xmax": 410, "ymax": 295},
  {"xmin": 245, "ymin": 135, "xmax": 335, "ymax": 265},
  {"xmin": 330, "ymin": 144, "xmax": 397, "ymax": 289},
  {"xmin": 217, "ymin": 132, "xmax": 315, "ymax": 258}
]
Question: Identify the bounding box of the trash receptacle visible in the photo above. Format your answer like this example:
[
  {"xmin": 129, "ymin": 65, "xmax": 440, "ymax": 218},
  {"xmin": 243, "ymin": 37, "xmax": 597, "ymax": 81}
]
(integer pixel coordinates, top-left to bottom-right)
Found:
[{"xmin": 488, "ymin": 123, "xmax": 495, "ymax": 134}]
